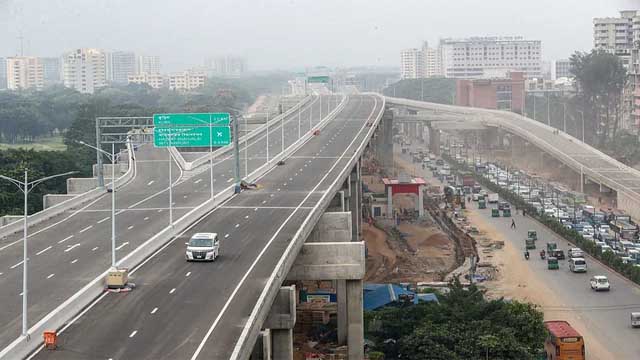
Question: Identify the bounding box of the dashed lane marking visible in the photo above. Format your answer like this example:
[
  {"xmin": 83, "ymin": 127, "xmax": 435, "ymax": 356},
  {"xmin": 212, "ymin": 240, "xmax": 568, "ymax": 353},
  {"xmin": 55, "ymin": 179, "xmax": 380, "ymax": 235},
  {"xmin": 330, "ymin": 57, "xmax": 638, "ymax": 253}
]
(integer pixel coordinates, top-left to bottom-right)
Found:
[
  {"xmin": 115, "ymin": 242, "xmax": 129, "ymax": 251},
  {"xmin": 36, "ymin": 246, "xmax": 52, "ymax": 256},
  {"xmin": 151, "ymin": 307, "xmax": 158, "ymax": 314},
  {"xmin": 64, "ymin": 243, "xmax": 80, "ymax": 252},
  {"xmin": 47, "ymin": 274, "xmax": 55, "ymax": 279},
  {"xmin": 97, "ymin": 217, "xmax": 110, "ymax": 224},
  {"xmin": 58, "ymin": 235, "xmax": 74, "ymax": 244},
  {"xmin": 79, "ymin": 225, "xmax": 93, "ymax": 234}
]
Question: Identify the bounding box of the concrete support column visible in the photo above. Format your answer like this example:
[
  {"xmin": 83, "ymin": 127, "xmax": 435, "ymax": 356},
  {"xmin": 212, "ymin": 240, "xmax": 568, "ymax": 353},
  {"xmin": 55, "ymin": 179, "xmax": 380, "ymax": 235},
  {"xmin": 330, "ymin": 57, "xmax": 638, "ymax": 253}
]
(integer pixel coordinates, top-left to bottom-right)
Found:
[
  {"xmin": 337, "ymin": 280, "xmax": 347, "ymax": 345},
  {"xmin": 387, "ymin": 185, "xmax": 393, "ymax": 219},
  {"xmin": 271, "ymin": 329, "xmax": 293, "ymax": 360},
  {"xmin": 347, "ymin": 279, "xmax": 364, "ymax": 359},
  {"xmin": 349, "ymin": 161, "xmax": 362, "ymax": 242},
  {"xmin": 428, "ymin": 124, "xmax": 440, "ymax": 155},
  {"xmin": 251, "ymin": 330, "xmax": 272, "ymax": 360},
  {"xmin": 416, "ymin": 185, "xmax": 425, "ymax": 217}
]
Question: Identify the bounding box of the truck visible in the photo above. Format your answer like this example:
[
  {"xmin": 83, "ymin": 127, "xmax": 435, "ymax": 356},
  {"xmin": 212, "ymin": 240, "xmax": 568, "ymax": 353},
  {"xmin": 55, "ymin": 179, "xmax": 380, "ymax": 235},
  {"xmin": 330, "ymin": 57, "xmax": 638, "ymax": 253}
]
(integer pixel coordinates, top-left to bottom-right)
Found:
[
  {"xmin": 487, "ymin": 193, "xmax": 499, "ymax": 204},
  {"xmin": 461, "ymin": 173, "xmax": 475, "ymax": 187}
]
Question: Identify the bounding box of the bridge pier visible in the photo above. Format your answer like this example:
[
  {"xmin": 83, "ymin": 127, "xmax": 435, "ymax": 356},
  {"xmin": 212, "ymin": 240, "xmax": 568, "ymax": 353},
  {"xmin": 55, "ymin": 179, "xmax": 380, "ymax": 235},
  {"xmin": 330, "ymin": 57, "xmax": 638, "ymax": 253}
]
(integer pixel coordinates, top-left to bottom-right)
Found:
[
  {"xmin": 427, "ymin": 123, "xmax": 440, "ymax": 155},
  {"xmin": 254, "ymin": 286, "xmax": 297, "ymax": 360}
]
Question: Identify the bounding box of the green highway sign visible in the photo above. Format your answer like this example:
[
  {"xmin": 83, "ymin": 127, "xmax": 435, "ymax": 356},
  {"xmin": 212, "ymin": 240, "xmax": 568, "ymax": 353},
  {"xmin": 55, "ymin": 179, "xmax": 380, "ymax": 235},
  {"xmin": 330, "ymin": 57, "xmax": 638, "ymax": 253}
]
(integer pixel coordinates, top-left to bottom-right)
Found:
[
  {"xmin": 153, "ymin": 112, "xmax": 231, "ymax": 126},
  {"xmin": 307, "ymin": 76, "xmax": 330, "ymax": 84},
  {"xmin": 154, "ymin": 126, "xmax": 231, "ymax": 148}
]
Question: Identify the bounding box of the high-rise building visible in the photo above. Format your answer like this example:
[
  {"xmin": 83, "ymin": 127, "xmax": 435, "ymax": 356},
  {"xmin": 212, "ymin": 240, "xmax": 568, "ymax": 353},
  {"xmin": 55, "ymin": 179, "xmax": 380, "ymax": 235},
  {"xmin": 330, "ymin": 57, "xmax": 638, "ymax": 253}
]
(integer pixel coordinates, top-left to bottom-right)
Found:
[
  {"xmin": 168, "ymin": 70, "xmax": 206, "ymax": 90},
  {"xmin": 594, "ymin": 10, "xmax": 640, "ymax": 128},
  {"xmin": 423, "ymin": 42, "xmax": 440, "ymax": 77},
  {"xmin": 6, "ymin": 56, "xmax": 44, "ymax": 90},
  {"xmin": 400, "ymin": 48, "xmax": 425, "ymax": 79},
  {"xmin": 0, "ymin": 58, "xmax": 7, "ymax": 90},
  {"xmin": 137, "ymin": 55, "xmax": 161, "ymax": 74},
  {"xmin": 63, "ymin": 48, "xmax": 107, "ymax": 94},
  {"xmin": 128, "ymin": 73, "xmax": 165, "ymax": 89},
  {"xmin": 555, "ymin": 59, "xmax": 571, "ymax": 79},
  {"xmin": 108, "ymin": 51, "xmax": 137, "ymax": 84},
  {"xmin": 41, "ymin": 57, "xmax": 62, "ymax": 86},
  {"xmin": 205, "ymin": 55, "xmax": 247, "ymax": 77},
  {"xmin": 438, "ymin": 36, "xmax": 542, "ymax": 79}
]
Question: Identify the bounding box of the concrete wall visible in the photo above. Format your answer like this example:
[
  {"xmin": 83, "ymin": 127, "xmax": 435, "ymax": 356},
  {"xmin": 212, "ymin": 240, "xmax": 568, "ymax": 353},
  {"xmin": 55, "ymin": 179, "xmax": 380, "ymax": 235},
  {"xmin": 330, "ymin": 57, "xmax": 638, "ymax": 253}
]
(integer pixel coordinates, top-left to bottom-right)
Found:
[
  {"xmin": 0, "ymin": 216, "xmax": 21, "ymax": 226},
  {"xmin": 43, "ymin": 194, "xmax": 76, "ymax": 209},
  {"xmin": 66, "ymin": 178, "xmax": 100, "ymax": 194},
  {"xmin": 305, "ymin": 212, "xmax": 352, "ymax": 243},
  {"xmin": 92, "ymin": 163, "xmax": 127, "ymax": 177}
]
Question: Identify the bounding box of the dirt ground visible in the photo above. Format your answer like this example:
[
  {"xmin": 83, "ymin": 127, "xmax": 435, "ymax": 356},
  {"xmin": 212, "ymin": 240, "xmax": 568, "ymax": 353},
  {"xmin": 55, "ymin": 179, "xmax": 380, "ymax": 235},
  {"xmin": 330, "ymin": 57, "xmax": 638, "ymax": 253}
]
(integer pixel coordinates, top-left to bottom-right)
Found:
[{"xmin": 466, "ymin": 208, "xmax": 612, "ymax": 360}]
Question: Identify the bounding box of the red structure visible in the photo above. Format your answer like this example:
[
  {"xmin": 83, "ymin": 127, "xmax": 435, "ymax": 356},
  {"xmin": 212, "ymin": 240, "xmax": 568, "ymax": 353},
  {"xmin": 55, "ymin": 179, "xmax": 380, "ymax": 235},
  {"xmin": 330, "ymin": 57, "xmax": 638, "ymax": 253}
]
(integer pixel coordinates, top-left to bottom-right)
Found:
[
  {"xmin": 456, "ymin": 71, "xmax": 525, "ymax": 114},
  {"xmin": 382, "ymin": 177, "xmax": 427, "ymax": 218}
]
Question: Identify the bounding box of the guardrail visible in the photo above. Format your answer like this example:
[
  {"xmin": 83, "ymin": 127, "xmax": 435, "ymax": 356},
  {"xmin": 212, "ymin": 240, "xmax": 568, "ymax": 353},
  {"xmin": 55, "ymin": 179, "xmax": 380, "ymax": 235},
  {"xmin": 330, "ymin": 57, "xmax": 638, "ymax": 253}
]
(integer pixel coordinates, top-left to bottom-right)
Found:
[
  {"xmin": 0, "ymin": 143, "xmax": 136, "ymax": 241},
  {"xmin": 0, "ymin": 95, "xmax": 347, "ymax": 360},
  {"xmin": 231, "ymin": 93, "xmax": 385, "ymax": 359},
  {"xmin": 384, "ymin": 96, "xmax": 640, "ymax": 211}
]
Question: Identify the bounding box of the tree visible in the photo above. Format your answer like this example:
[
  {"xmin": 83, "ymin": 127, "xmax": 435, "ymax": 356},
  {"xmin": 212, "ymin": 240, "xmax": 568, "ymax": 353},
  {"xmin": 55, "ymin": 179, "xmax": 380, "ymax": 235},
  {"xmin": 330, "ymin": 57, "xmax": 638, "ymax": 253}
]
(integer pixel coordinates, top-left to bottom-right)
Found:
[{"xmin": 570, "ymin": 50, "xmax": 627, "ymax": 146}]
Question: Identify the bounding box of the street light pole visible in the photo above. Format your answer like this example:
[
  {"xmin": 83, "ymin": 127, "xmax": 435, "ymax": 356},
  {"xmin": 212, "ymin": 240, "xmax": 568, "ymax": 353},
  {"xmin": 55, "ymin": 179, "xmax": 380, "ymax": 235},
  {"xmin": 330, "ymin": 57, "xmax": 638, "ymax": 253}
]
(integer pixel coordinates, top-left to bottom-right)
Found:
[
  {"xmin": 0, "ymin": 169, "xmax": 76, "ymax": 337},
  {"xmin": 244, "ymin": 115, "xmax": 248, "ymax": 177},
  {"xmin": 281, "ymin": 112, "xmax": 285, "ymax": 155},
  {"xmin": 168, "ymin": 134, "xmax": 173, "ymax": 227},
  {"xmin": 266, "ymin": 112, "xmax": 270, "ymax": 164},
  {"xmin": 209, "ymin": 115, "xmax": 214, "ymax": 200},
  {"xmin": 298, "ymin": 103, "xmax": 301, "ymax": 139},
  {"xmin": 563, "ymin": 102, "xmax": 567, "ymax": 133}
]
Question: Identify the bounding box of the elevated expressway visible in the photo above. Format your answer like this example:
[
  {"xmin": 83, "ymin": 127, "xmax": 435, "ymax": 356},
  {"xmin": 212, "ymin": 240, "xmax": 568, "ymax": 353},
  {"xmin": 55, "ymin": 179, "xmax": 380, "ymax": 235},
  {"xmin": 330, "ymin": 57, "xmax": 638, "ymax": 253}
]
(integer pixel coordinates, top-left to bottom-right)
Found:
[
  {"xmin": 385, "ymin": 96, "xmax": 640, "ymax": 219},
  {"xmin": 25, "ymin": 94, "xmax": 385, "ymax": 360},
  {"xmin": 0, "ymin": 95, "xmax": 340, "ymax": 357}
]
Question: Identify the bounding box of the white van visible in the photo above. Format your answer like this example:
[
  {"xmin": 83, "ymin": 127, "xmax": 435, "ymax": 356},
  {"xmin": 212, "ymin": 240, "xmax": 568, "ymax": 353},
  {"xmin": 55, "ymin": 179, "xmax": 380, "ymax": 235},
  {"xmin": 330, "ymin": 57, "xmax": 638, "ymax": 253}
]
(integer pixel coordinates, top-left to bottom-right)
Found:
[
  {"xmin": 569, "ymin": 257, "xmax": 587, "ymax": 273},
  {"xmin": 185, "ymin": 233, "xmax": 220, "ymax": 261}
]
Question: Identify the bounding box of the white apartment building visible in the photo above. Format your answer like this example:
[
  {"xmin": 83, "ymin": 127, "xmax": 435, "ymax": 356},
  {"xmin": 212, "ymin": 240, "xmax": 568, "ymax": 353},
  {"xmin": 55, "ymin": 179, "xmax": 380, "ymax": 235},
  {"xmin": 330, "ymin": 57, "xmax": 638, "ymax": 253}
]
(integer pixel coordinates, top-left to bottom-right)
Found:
[
  {"xmin": 128, "ymin": 73, "xmax": 165, "ymax": 89},
  {"xmin": 108, "ymin": 51, "xmax": 137, "ymax": 84},
  {"xmin": 168, "ymin": 70, "xmax": 206, "ymax": 91},
  {"xmin": 438, "ymin": 36, "xmax": 542, "ymax": 79},
  {"xmin": 400, "ymin": 48, "xmax": 425, "ymax": 79},
  {"xmin": 424, "ymin": 46, "xmax": 439, "ymax": 77},
  {"xmin": 555, "ymin": 59, "xmax": 571, "ymax": 79},
  {"xmin": 0, "ymin": 58, "xmax": 6, "ymax": 89},
  {"xmin": 137, "ymin": 55, "xmax": 161, "ymax": 74},
  {"xmin": 6, "ymin": 56, "xmax": 44, "ymax": 90},
  {"xmin": 63, "ymin": 48, "xmax": 107, "ymax": 94},
  {"xmin": 204, "ymin": 55, "xmax": 247, "ymax": 77}
]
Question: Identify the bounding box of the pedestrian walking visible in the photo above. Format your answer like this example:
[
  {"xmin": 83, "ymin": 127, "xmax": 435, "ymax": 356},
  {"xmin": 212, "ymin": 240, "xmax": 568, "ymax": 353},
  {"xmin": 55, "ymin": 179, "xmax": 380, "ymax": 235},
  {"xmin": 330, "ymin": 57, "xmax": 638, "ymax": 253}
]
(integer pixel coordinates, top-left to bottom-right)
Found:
[
  {"xmin": 522, "ymin": 209, "xmax": 526, "ymax": 217},
  {"xmin": 511, "ymin": 218, "xmax": 516, "ymax": 229}
]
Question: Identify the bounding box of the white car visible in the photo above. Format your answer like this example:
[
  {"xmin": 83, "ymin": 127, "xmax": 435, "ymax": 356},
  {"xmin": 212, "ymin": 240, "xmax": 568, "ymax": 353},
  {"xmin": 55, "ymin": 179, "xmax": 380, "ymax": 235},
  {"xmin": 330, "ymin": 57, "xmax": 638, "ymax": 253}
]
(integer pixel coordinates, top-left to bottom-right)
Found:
[
  {"xmin": 590, "ymin": 275, "xmax": 610, "ymax": 291},
  {"xmin": 569, "ymin": 257, "xmax": 587, "ymax": 273},
  {"xmin": 568, "ymin": 248, "xmax": 584, "ymax": 258},
  {"xmin": 185, "ymin": 233, "xmax": 220, "ymax": 261}
]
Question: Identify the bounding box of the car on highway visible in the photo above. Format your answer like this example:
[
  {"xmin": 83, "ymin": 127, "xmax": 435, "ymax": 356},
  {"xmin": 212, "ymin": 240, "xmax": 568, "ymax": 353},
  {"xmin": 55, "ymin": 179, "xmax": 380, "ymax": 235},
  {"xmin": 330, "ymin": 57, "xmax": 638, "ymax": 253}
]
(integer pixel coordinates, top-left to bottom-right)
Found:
[
  {"xmin": 185, "ymin": 232, "xmax": 220, "ymax": 261},
  {"xmin": 569, "ymin": 257, "xmax": 587, "ymax": 273},
  {"xmin": 568, "ymin": 248, "xmax": 583, "ymax": 259},
  {"xmin": 590, "ymin": 275, "xmax": 610, "ymax": 291}
]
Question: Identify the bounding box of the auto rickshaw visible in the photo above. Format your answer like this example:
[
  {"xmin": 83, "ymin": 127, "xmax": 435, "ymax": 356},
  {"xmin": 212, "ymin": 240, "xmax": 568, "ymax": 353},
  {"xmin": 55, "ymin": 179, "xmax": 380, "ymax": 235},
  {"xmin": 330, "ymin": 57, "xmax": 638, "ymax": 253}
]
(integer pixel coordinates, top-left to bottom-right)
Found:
[
  {"xmin": 631, "ymin": 312, "xmax": 640, "ymax": 328},
  {"xmin": 527, "ymin": 230, "xmax": 537, "ymax": 241},
  {"xmin": 502, "ymin": 208, "xmax": 511, "ymax": 217},
  {"xmin": 491, "ymin": 208, "xmax": 500, "ymax": 217},
  {"xmin": 478, "ymin": 199, "xmax": 486, "ymax": 209},
  {"xmin": 525, "ymin": 237, "xmax": 536, "ymax": 250},
  {"xmin": 547, "ymin": 257, "xmax": 559, "ymax": 270},
  {"xmin": 547, "ymin": 242, "xmax": 558, "ymax": 253}
]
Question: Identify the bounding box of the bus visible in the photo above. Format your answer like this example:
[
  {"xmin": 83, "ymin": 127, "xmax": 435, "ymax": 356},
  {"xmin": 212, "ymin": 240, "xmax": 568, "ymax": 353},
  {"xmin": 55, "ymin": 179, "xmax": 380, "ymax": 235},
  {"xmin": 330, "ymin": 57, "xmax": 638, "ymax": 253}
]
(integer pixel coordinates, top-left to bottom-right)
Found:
[{"xmin": 544, "ymin": 321, "xmax": 585, "ymax": 360}]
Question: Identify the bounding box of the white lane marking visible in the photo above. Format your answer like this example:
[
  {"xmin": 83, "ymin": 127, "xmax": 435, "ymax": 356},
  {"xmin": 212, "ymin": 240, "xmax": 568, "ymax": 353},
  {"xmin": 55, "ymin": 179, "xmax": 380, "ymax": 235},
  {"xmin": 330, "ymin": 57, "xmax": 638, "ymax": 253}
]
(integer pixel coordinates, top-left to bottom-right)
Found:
[
  {"xmin": 19, "ymin": 292, "xmax": 23, "ymax": 296},
  {"xmin": 0, "ymin": 272, "xmax": 3, "ymax": 276},
  {"xmin": 150, "ymin": 307, "xmax": 158, "ymax": 314},
  {"xmin": 129, "ymin": 330, "xmax": 138, "ymax": 338},
  {"xmin": 289, "ymin": 178, "xmax": 293, "ymax": 181},
  {"xmin": 234, "ymin": 223, "xmax": 240, "ymax": 228},
  {"xmin": 92, "ymin": 247, "xmax": 99, "ymax": 252},
  {"xmin": 270, "ymin": 194, "xmax": 274, "ymax": 197},
  {"xmin": 147, "ymin": 180, "xmax": 155, "ymax": 186},
  {"xmin": 115, "ymin": 210, "xmax": 125, "ymax": 215},
  {"xmin": 186, "ymin": 272, "xmax": 191, "ymax": 277},
  {"xmin": 79, "ymin": 225, "xmax": 93, "ymax": 233},
  {"xmin": 116, "ymin": 242, "xmax": 129, "ymax": 251},
  {"xmin": 10, "ymin": 260, "xmax": 24, "ymax": 269},
  {"xmin": 71, "ymin": 259, "xmax": 78, "ymax": 264},
  {"xmin": 64, "ymin": 243, "xmax": 80, "ymax": 252},
  {"xmin": 157, "ymin": 209, "xmax": 163, "ymax": 213},
  {"xmin": 144, "ymin": 217, "xmax": 150, "ymax": 221},
  {"xmin": 97, "ymin": 217, "xmax": 110, "ymax": 224},
  {"xmin": 127, "ymin": 225, "xmax": 134, "ymax": 230},
  {"xmin": 227, "ymin": 178, "xmax": 233, "ymax": 183},
  {"xmin": 224, "ymin": 234, "xmax": 229, "ymax": 238},
  {"xmin": 254, "ymin": 208, "xmax": 258, "ymax": 211},
  {"xmin": 283, "ymin": 183, "xmax": 287, "ymax": 186},
  {"xmin": 194, "ymin": 179, "xmax": 202, "ymax": 184},
  {"xmin": 277, "ymin": 188, "xmax": 281, "ymax": 191},
  {"xmin": 262, "ymin": 200, "xmax": 266, "ymax": 204},
  {"xmin": 169, "ymin": 288, "xmax": 176, "ymax": 294},
  {"xmin": 58, "ymin": 235, "xmax": 74, "ymax": 244},
  {"xmin": 47, "ymin": 273, "xmax": 55, "ymax": 279},
  {"xmin": 183, "ymin": 195, "xmax": 188, "ymax": 199},
  {"xmin": 244, "ymin": 215, "xmax": 249, "ymax": 219},
  {"xmin": 36, "ymin": 246, "xmax": 52, "ymax": 256}
]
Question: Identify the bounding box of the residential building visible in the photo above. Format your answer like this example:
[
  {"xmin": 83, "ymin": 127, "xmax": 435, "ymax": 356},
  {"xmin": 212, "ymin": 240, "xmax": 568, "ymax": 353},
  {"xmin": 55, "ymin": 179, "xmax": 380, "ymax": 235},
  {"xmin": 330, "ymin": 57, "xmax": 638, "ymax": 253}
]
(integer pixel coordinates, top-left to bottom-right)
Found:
[
  {"xmin": 0, "ymin": 58, "xmax": 7, "ymax": 89},
  {"xmin": 204, "ymin": 55, "xmax": 247, "ymax": 77},
  {"xmin": 62, "ymin": 48, "xmax": 107, "ymax": 94},
  {"xmin": 423, "ymin": 42, "xmax": 440, "ymax": 77},
  {"xmin": 168, "ymin": 70, "xmax": 206, "ymax": 91},
  {"xmin": 107, "ymin": 51, "xmax": 137, "ymax": 84},
  {"xmin": 526, "ymin": 77, "xmax": 575, "ymax": 97},
  {"xmin": 41, "ymin": 57, "xmax": 62, "ymax": 86},
  {"xmin": 439, "ymin": 36, "xmax": 542, "ymax": 79},
  {"xmin": 400, "ymin": 48, "xmax": 425, "ymax": 79},
  {"xmin": 127, "ymin": 73, "xmax": 165, "ymax": 89},
  {"xmin": 455, "ymin": 71, "xmax": 525, "ymax": 113},
  {"xmin": 594, "ymin": 10, "xmax": 640, "ymax": 128},
  {"xmin": 555, "ymin": 59, "xmax": 571, "ymax": 79},
  {"xmin": 137, "ymin": 55, "xmax": 161, "ymax": 74},
  {"xmin": 6, "ymin": 56, "xmax": 44, "ymax": 90}
]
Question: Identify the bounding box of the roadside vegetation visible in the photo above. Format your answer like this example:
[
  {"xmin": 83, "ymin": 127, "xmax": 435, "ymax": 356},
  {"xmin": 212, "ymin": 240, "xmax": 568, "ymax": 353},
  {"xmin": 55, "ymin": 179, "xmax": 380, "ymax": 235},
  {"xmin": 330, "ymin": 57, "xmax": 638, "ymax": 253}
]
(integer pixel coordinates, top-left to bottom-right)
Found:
[{"xmin": 365, "ymin": 278, "xmax": 546, "ymax": 359}]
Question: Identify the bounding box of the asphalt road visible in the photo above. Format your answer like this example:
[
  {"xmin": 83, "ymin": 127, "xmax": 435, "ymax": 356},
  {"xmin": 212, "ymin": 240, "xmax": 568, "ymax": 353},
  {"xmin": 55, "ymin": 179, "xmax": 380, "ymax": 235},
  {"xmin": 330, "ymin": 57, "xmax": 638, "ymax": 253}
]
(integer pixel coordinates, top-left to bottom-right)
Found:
[
  {"xmin": 399, "ymin": 140, "xmax": 640, "ymax": 359},
  {"xmin": 31, "ymin": 94, "xmax": 383, "ymax": 360},
  {"xmin": 0, "ymin": 95, "xmax": 335, "ymax": 351}
]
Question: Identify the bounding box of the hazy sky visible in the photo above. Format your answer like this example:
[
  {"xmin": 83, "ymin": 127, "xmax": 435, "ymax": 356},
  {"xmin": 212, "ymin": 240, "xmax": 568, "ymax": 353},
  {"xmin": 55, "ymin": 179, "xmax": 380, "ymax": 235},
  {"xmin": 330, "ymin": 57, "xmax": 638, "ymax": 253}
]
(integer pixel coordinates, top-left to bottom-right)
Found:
[{"xmin": 0, "ymin": 0, "xmax": 636, "ymax": 72}]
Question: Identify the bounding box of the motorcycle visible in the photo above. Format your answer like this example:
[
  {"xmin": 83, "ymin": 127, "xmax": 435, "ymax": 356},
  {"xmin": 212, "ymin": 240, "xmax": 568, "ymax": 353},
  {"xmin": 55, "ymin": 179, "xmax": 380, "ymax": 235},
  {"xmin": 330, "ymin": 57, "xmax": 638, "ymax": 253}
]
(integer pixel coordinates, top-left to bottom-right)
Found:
[
  {"xmin": 540, "ymin": 250, "xmax": 546, "ymax": 260},
  {"xmin": 524, "ymin": 251, "xmax": 530, "ymax": 260}
]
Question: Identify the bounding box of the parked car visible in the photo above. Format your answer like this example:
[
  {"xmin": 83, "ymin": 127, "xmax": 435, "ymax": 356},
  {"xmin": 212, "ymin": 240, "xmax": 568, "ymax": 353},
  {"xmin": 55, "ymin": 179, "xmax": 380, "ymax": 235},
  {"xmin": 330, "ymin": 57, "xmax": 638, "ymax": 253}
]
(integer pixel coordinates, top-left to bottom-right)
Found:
[{"xmin": 590, "ymin": 275, "xmax": 610, "ymax": 291}]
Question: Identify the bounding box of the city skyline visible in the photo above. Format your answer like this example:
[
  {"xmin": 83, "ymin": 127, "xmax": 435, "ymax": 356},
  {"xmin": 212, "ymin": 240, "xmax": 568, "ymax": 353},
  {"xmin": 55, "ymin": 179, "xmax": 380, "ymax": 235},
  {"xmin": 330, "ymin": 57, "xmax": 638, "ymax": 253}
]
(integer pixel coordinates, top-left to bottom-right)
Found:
[{"xmin": 0, "ymin": 0, "xmax": 633, "ymax": 71}]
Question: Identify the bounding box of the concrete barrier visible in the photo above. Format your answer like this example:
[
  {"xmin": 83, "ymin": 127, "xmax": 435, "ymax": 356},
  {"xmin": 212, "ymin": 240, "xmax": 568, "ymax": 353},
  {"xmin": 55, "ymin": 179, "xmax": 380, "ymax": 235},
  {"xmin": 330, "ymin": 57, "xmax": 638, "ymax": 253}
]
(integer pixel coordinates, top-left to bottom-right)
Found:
[
  {"xmin": 42, "ymin": 195, "xmax": 76, "ymax": 209},
  {"xmin": 0, "ymin": 144, "xmax": 136, "ymax": 242},
  {"xmin": 0, "ymin": 95, "xmax": 346, "ymax": 360}
]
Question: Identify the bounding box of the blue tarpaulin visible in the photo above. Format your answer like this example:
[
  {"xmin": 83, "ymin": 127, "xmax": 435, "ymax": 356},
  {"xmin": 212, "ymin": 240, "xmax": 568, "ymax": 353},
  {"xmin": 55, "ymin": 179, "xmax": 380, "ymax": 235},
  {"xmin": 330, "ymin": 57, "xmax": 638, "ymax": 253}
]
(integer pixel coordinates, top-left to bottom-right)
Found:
[{"xmin": 364, "ymin": 283, "xmax": 438, "ymax": 311}]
